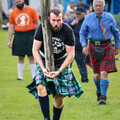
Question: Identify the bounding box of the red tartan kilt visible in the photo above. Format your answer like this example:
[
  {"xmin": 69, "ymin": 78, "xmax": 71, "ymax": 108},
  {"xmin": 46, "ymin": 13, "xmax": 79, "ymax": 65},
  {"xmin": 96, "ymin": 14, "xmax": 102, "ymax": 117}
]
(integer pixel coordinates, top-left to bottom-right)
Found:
[{"xmin": 86, "ymin": 42, "xmax": 117, "ymax": 74}]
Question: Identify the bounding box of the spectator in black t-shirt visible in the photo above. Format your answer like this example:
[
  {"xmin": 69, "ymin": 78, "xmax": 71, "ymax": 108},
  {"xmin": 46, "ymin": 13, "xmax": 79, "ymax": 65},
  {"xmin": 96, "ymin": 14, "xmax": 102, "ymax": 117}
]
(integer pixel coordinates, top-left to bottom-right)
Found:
[{"xmin": 27, "ymin": 9, "xmax": 83, "ymax": 120}]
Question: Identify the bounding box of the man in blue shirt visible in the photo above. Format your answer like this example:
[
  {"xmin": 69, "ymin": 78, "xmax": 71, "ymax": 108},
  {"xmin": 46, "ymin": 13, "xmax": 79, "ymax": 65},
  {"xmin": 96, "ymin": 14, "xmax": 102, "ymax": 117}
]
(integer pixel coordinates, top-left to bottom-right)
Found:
[
  {"xmin": 80, "ymin": 0, "xmax": 119, "ymax": 105},
  {"xmin": 69, "ymin": 7, "xmax": 89, "ymax": 83}
]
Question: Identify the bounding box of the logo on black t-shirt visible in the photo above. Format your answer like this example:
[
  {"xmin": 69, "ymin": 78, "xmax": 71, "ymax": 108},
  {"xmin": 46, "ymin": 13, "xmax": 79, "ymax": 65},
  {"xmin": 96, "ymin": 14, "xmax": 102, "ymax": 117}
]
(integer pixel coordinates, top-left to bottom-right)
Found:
[{"xmin": 52, "ymin": 37, "xmax": 65, "ymax": 54}]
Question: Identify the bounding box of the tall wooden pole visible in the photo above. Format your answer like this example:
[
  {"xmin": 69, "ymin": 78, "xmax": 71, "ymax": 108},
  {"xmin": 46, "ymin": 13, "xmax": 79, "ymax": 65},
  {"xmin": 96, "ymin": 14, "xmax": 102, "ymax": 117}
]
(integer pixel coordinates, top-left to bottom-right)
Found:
[
  {"xmin": 40, "ymin": 0, "xmax": 54, "ymax": 72},
  {"xmin": 0, "ymin": 0, "xmax": 3, "ymax": 28}
]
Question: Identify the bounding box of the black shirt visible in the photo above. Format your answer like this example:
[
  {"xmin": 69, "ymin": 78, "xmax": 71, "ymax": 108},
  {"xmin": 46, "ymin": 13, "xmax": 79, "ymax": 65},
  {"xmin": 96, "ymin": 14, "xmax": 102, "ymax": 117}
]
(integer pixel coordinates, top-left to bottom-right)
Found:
[
  {"xmin": 34, "ymin": 23, "xmax": 75, "ymax": 60},
  {"xmin": 69, "ymin": 18, "xmax": 84, "ymax": 51}
]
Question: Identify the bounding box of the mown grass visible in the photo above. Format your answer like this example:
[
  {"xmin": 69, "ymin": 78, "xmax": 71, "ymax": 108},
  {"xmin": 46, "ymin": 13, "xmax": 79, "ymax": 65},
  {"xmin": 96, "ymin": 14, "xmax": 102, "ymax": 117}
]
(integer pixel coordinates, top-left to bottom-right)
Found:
[{"xmin": 0, "ymin": 29, "xmax": 120, "ymax": 120}]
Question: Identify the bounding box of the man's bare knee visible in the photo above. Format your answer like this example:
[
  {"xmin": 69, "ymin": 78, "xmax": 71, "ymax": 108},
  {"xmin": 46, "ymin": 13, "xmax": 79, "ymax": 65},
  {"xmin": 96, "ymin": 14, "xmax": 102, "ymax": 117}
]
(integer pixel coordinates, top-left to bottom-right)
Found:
[
  {"xmin": 37, "ymin": 84, "xmax": 47, "ymax": 97},
  {"xmin": 28, "ymin": 56, "xmax": 35, "ymax": 64},
  {"xmin": 94, "ymin": 74, "xmax": 100, "ymax": 80},
  {"xmin": 101, "ymin": 71, "xmax": 108, "ymax": 79},
  {"xmin": 18, "ymin": 56, "xmax": 25, "ymax": 63},
  {"xmin": 54, "ymin": 95, "xmax": 64, "ymax": 108}
]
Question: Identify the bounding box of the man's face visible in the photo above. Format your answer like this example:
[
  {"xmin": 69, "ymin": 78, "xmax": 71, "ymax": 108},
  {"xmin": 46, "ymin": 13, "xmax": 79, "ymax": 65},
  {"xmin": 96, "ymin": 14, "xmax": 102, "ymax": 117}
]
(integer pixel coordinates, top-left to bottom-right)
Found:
[
  {"xmin": 70, "ymin": 2, "xmax": 75, "ymax": 8},
  {"xmin": 49, "ymin": 13, "xmax": 63, "ymax": 32},
  {"xmin": 15, "ymin": 0, "xmax": 24, "ymax": 9},
  {"xmin": 78, "ymin": 0, "xmax": 83, "ymax": 5},
  {"xmin": 93, "ymin": 1, "xmax": 105, "ymax": 15},
  {"xmin": 54, "ymin": 1, "xmax": 58, "ymax": 6},
  {"xmin": 76, "ymin": 13, "xmax": 84, "ymax": 20}
]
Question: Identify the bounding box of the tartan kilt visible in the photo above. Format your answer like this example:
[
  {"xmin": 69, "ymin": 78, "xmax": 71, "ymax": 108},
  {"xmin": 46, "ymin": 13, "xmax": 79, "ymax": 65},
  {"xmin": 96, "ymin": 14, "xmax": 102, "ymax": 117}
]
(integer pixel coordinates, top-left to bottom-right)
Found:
[
  {"xmin": 87, "ymin": 42, "xmax": 117, "ymax": 74},
  {"xmin": 26, "ymin": 59, "xmax": 83, "ymax": 99},
  {"xmin": 12, "ymin": 30, "xmax": 35, "ymax": 56}
]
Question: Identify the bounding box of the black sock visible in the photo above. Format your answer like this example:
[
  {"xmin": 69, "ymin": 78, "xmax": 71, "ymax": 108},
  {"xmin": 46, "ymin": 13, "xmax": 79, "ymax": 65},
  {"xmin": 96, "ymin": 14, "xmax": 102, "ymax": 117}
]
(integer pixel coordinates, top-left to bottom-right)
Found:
[
  {"xmin": 38, "ymin": 95, "xmax": 50, "ymax": 120},
  {"xmin": 53, "ymin": 105, "xmax": 64, "ymax": 120}
]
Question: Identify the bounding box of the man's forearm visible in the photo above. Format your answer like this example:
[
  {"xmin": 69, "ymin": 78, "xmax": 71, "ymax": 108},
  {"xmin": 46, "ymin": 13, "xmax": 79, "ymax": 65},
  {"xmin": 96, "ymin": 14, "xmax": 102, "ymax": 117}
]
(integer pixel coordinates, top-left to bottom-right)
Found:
[
  {"xmin": 8, "ymin": 25, "xmax": 14, "ymax": 42},
  {"xmin": 59, "ymin": 55, "xmax": 74, "ymax": 72},
  {"xmin": 33, "ymin": 50, "xmax": 45, "ymax": 71},
  {"xmin": 58, "ymin": 46, "xmax": 75, "ymax": 72},
  {"xmin": 35, "ymin": 20, "xmax": 40, "ymax": 27}
]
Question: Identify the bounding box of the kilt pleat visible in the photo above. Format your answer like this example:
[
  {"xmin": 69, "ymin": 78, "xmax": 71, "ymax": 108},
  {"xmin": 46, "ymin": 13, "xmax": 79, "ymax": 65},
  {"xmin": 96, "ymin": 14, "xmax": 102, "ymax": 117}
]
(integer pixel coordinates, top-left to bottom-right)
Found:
[
  {"xmin": 88, "ymin": 42, "xmax": 117, "ymax": 74},
  {"xmin": 27, "ymin": 60, "xmax": 83, "ymax": 99},
  {"xmin": 12, "ymin": 30, "xmax": 35, "ymax": 56}
]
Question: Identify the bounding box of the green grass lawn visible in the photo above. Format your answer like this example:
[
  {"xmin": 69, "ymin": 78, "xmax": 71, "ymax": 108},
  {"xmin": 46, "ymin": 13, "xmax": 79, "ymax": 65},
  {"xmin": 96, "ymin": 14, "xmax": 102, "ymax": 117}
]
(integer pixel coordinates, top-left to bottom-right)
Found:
[{"xmin": 0, "ymin": 29, "xmax": 120, "ymax": 120}]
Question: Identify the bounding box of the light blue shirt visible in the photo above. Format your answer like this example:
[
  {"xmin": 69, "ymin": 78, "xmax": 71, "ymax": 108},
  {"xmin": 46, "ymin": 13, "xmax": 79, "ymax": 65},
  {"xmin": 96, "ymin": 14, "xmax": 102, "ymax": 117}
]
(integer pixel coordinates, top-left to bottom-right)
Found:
[{"xmin": 80, "ymin": 12, "xmax": 120, "ymax": 48}]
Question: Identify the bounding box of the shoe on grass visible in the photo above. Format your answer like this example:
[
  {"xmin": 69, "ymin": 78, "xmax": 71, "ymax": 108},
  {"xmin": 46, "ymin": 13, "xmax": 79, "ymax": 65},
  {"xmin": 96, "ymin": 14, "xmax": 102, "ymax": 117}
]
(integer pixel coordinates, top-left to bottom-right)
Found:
[
  {"xmin": 97, "ymin": 92, "xmax": 101, "ymax": 101},
  {"xmin": 17, "ymin": 78, "xmax": 23, "ymax": 81},
  {"xmin": 99, "ymin": 95, "xmax": 107, "ymax": 105}
]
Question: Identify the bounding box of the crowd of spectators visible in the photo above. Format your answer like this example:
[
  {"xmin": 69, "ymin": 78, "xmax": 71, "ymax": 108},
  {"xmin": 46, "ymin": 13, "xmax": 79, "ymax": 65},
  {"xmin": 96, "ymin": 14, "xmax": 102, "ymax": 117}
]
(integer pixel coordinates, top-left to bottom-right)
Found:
[{"xmin": 1, "ymin": 0, "xmax": 118, "ymax": 31}]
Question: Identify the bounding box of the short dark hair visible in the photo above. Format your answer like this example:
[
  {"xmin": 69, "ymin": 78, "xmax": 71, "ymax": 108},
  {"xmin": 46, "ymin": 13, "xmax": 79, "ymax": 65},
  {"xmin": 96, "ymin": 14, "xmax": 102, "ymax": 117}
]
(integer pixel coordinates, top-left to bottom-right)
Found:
[{"xmin": 49, "ymin": 9, "xmax": 63, "ymax": 16}]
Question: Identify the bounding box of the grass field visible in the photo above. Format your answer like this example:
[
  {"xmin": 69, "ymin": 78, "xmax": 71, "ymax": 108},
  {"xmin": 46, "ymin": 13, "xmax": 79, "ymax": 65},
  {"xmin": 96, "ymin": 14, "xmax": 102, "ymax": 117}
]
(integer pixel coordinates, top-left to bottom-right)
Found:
[{"xmin": 0, "ymin": 29, "xmax": 120, "ymax": 120}]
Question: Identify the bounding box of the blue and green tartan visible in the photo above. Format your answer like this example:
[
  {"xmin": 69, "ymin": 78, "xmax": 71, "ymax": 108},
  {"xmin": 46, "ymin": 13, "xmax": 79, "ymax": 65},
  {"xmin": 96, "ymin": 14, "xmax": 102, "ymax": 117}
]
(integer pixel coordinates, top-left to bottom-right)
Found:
[{"xmin": 27, "ymin": 59, "xmax": 83, "ymax": 99}]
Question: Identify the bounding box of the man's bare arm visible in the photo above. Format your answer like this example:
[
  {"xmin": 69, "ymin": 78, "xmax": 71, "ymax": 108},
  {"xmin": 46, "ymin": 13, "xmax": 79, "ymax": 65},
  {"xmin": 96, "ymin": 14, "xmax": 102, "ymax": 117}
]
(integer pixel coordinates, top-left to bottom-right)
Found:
[
  {"xmin": 32, "ymin": 39, "xmax": 49, "ymax": 77},
  {"xmin": 47, "ymin": 45, "xmax": 75, "ymax": 78},
  {"xmin": 8, "ymin": 24, "xmax": 14, "ymax": 48},
  {"xmin": 34, "ymin": 20, "xmax": 40, "ymax": 27}
]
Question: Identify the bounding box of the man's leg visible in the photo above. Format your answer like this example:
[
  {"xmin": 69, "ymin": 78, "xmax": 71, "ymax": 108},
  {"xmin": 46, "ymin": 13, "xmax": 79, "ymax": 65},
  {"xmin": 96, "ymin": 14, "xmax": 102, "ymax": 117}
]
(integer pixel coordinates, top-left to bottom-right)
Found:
[
  {"xmin": 28, "ymin": 56, "xmax": 35, "ymax": 79},
  {"xmin": 93, "ymin": 74, "xmax": 101, "ymax": 101},
  {"xmin": 53, "ymin": 94, "xmax": 64, "ymax": 120},
  {"xmin": 17, "ymin": 56, "xmax": 25, "ymax": 80},
  {"xmin": 75, "ymin": 50, "xmax": 89, "ymax": 82},
  {"xmin": 37, "ymin": 84, "xmax": 51, "ymax": 120},
  {"xmin": 99, "ymin": 71, "xmax": 109, "ymax": 105}
]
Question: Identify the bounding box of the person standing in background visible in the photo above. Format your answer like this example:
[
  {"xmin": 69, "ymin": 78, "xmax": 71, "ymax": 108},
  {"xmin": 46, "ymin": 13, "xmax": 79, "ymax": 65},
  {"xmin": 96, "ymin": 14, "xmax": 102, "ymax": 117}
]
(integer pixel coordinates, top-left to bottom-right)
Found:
[
  {"xmin": 51, "ymin": 0, "xmax": 64, "ymax": 11},
  {"xmin": 66, "ymin": 0, "xmax": 76, "ymax": 11},
  {"xmin": 80, "ymin": 0, "xmax": 119, "ymax": 105},
  {"xmin": 69, "ymin": 7, "xmax": 89, "ymax": 83},
  {"xmin": 7, "ymin": 0, "xmax": 15, "ymax": 10},
  {"xmin": 8, "ymin": 0, "xmax": 40, "ymax": 80},
  {"xmin": 105, "ymin": 0, "xmax": 111, "ymax": 12},
  {"xmin": 76, "ymin": 0, "xmax": 90, "ymax": 14},
  {"xmin": 86, "ymin": 0, "xmax": 93, "ymax": 6},
  {"xmin": 63, "ymin": 11, "xmax": 70, "ymax": 23}
]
